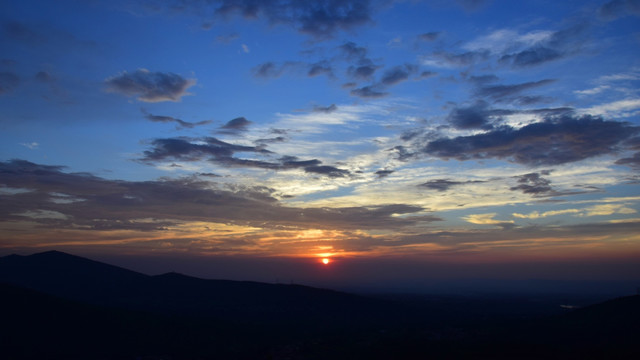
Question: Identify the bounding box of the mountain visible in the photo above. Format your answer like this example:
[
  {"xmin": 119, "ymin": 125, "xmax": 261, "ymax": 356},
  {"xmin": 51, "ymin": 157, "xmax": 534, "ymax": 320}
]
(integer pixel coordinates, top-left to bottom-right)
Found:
[
  {"xmin": 0, "ymin": 251, "xmax": 391, "ymax": 323},
  {"xmin": 2, "ymin": 251, "xmax": 638, "ymax": 359}
]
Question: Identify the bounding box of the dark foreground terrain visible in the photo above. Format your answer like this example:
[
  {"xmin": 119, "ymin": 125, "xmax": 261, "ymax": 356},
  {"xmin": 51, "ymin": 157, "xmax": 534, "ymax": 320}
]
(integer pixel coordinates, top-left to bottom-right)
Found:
[{"xmin": 1, "ymin": 251, "xmax": 638, "ymax": 359}]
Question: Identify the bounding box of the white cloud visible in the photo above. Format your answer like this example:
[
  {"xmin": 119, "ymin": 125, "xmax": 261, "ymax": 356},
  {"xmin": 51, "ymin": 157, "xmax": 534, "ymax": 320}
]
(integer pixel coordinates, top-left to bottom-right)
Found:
[
  {"xmin": 13, "ymin": 209, "xmax": 70, "ymax": 220},
  {"xmin": 463, "ymin": 28, "xmax": 553, "ymax": 53},
  {"xmin": 573, "ymin": 85, "xmax": 610, "ymax": 96},
  {"xmin": 20, "ymin": 142, "xmax": 39, "ymax": 150},
  {"xmin": 463, "ymin": 213, "xmax": 514, "ymax": 225},
  {"xmin": 241, "ymin": 44, "xmax": 250, "ymax": 53},
  {"xmin": 580, "ymin": 98, "xmax": 640, "ymax": 117}
]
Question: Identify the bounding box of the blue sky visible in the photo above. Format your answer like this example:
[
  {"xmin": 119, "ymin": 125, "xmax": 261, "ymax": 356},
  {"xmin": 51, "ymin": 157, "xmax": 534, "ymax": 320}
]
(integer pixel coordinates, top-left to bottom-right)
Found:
[{"xmin": 1, "ymin": 0, "xmax": 639, "ymax": 289}]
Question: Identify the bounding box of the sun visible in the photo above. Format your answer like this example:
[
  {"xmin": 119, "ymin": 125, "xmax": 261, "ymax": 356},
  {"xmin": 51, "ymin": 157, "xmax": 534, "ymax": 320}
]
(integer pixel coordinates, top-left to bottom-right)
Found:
[{"xmin": 321, "ymin": 258, "xmax": 330, "ymax": 265}]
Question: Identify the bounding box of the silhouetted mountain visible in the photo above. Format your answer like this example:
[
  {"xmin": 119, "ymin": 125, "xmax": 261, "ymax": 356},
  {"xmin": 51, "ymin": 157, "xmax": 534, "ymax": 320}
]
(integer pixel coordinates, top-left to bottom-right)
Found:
[
  {"xmin": 0, "ymin": 251, "xmax": 392, "ymax": 324},
  {"xmin": 1, "ymin": 251, "xmax": 638, "ymax": 359}
]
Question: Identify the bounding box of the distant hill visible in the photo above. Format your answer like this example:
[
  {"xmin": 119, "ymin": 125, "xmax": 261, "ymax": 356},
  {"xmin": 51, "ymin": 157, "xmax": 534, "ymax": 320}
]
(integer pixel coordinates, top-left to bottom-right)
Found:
[
  {"xmin": 0, "ymin": 250, "xmax": 392, "ymax": 324},
  {"xmin": 1, "ymin": 250, "xmax": 638, "ymax": 359}
]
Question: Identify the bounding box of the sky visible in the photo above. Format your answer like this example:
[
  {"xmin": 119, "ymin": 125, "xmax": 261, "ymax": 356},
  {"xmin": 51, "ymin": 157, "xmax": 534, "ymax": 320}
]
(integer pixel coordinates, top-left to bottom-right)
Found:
[{"xmin": 1, "ymin": 0, "xmax": 640, "ymax": 292}]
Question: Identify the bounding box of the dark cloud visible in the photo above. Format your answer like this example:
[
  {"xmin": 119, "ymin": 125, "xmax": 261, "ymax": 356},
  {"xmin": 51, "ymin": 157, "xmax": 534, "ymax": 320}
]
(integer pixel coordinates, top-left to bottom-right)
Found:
[
  {"xmin": 213, "ymin": 0, "xmax": 375, "ymax": 38},
  {"xmin": 340, "ymin": 42, "xmax": 380, "ymax": 80},
  {"xmin": 418, "ymin": 71, "xmax": 437, "ymax": 79},
  {"xmin": 456, "ymin": 0, "xmax": 490, "ymax": 11},
  {"xmin": 307, "ymin": 60, "xmax": 333, "ymax": 77},
  {"xmin": 214, "ymin": 33, "xmax": 240, "ymax": 43},
  {"xmin": 0, "ymin": 160, "xmax": 411, "ymax": 233},
  {"xmin": 105, "ymin": 69, "xmax": 196, "ymax": 102},
  {"xmin": 510, "ymin": 171, "xmax": 553, "ymax": 195},
  {"xmin": 252, "ymin": 61, "xmax": 302, "ymax": 78},
  {"xmin": 142, "ymin": 110, "xmax": 211, "ymax": 129},
  {"xmin": 252, "ymin": 62, "xmax": 281, "ymax": 78},
  {"xmin": 141, "ymin": 137, "xmax": 271, "ymax": 167},
  {"xmin": 417, "ymin": 32, "xmax": 440, "ymax": 41},
  {"xmin": 254, "ymin": 136, "xmax": 287, "ymax": 145},
  {"xmin": 348, "ymin": 61, "xmax": 379, "ymax": 80},
  {"xmin": 422, "ymin": 114, "xmax": 639, "ymax": 166},
  {"xmin": 475, "ymin": 79, "xmax": 555, "ymax": 102},
  {"xmin": 615, "ymin": 152, "xmax": 640, "ymax": 168},
  {"xmin": 141, "ymin": 137, "xmax": 350, "ymax": 177},
  {"xmin": 467, "ymin": 74, "xmax": 499, "ymax": 84},
  {"xmin": 312, "ymin": 104, "xmax": 338, "ymax": 113},
  {"xmin": 304, "ymin": 165, "xmax": 350, "ymax": 178},
  {"xmin": 219, "ymin": 117, "xmax": 252, "ymax": 133},
  {"xmin": 34, "ymin": 71, "xmax": 54, "ymax": 83},
  {"xmin": 380, "ymin": 64, "xmax": 418, "ymax": 86},
  {"xmin": 0, "ymin": 72, "xmax": 20, "ymax": 94},
  {"xmin": 339, "ymin": 41, "xmax": 368, "ymax": 59},
  {"xmin": 433, "ymin": 50, "xmax": 490, "ymax": 66},
  {"xmin": 419, "ymin": 179, "xmax": 483, "ymax": 191},
  {"xmin": 598, "ymin": 0, "xmax": 640, "ymax": 20},
  {"xmin": 500, "ymin": 24, "xmax": 588, "ymax": 67},
  {"xmin": 2, "ymin": 21, "xmax": 44, "ymax": 44},
  {"xmin": 375, "ymin": 170, "xmax": 394, "ymax": 178},
  {"xmin": 350, "ymin": 85, "xmax": 387, "ymax": 98},
  {"xmin": 447, "ymin": 101, "xmax": 494, "ymax": 130}
]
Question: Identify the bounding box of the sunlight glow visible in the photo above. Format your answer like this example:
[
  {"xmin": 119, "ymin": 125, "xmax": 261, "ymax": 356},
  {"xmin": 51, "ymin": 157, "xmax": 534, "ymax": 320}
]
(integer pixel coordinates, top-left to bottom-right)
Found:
[{"xmin": 322, "ymin": 258, "xmax": 330, "ymax": 265}]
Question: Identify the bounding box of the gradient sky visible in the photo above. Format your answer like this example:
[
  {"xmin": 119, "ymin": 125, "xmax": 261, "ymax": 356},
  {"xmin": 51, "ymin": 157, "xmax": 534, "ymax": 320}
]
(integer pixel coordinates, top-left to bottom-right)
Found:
[{"xmin": 1, "ymin": 0, "xmax": 640, "ymax": 290}]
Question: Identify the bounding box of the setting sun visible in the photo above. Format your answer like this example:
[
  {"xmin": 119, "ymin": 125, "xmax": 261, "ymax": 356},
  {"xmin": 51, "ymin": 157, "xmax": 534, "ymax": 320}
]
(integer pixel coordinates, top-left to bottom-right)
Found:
[{"xmin": 322, "ymin": 258, "xmax": 330, "ymax": 265}]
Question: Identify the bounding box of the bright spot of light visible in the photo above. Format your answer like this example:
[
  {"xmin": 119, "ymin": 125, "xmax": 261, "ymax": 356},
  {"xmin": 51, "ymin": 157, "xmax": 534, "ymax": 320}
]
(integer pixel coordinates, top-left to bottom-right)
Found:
[{"xmin": 322, "ymin": 258, "xmax": 330, "ymax": 265}]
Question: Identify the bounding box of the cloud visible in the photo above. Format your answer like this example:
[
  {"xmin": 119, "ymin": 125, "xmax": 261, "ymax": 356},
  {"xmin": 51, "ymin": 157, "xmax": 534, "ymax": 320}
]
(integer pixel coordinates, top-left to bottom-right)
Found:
[
  {"xmin": 142, "ymin": 110, "xmax": 211, "ymax": 129},
  {"xmin": 307, "ymin": 60, "xmax": 333, "ymax": 77},
  {"xmin": 0, "ymin": 72, "xmax": 20, "ymax": 94},
  {"xmin": 312, "ymin": 104, "xmax": 338, "ymax": 113},
  {"xmin": 20, "ymin": 142, "xmax": 39, "ymax": 150},
  {"xmin": 375, "ymin": 170, "xmax": 394, "ymax": 178},
  {"xmin": 241, "ymin": 43, "xmax": 250, "ymax": 53},
  {"xmin": 446, "ymin": 101, "xmax": 493, "ymax": 129},
  {"xmin": 475, "ymin": 79, "xmax": 555, "ymax": 102},
  {"xmin": 581, "ymin": 98, "xmax": 640, "ymax": 118},
  {"xmin": 304, "ymin": 165, "xmax": 350, "ymax": 178},
  {"xmin": 2, "ymin": 21, "xmax": 44, "ymax": 44},
  {"xmin": 141, "ymin": 137, "xmax": 270, "ymax": 164},
  {"xmin": 419, "ymin": 179, "xmax": 484, "ymax": 192},
  {"xmin": 581, "ymin": 204, "xmax": 637, "ymax": 217},
  {"xmin": 574, "ymin": 85, "xmax": 611, "ymax": 96},
  {"xmin": 34, "ymin": 71, "xmax": 54, "ymax": 83},
  {"xmin": 252, "ymin": 61, "xmax": 302, "ymax": 78},
  {"xmin": 214, "ymin": 33, "xmax": 239, "ymax": 43},
  {"xmin": 513, "ymin": 209, "xmax": 581, "ymax": 219},
  {"xmin": 141, "ymin": 137, "xmax": 350, "ymax": 177},
  {"xmin": 350, "ymin": 85, "xmax": 387, "ymax": 98},
  {"xmin": 422, "ymin": 114, "xmax": 639, "ymax": 166},
  {"xmin": 499, "ymin": 24, "xmax": 588, "ymax": 67},
  {"xmin": 456, "ymin": 0, "xmax": 490, "ymax": 11},
  {"xmin": 417, "ymin": 32, "xmax": 440, "ymax": 42},
  {"xmin": 598, "ymin": 0, "xmax": 640, "ymax": 20},
  {"xmin": 105, "ymin": 69, "xmax": 196, "ymax": 102},
  {"xmin": 424, "ymin": 50, "xmax": 490, "ymax": 67},
  {"xmin": 0, "ymin": 160, "xmax": 416, "ymax": 233},
  {"xmin": 510, "ymin": 171, "xmax": 553, "ymax": 195},
  {"xmin": 219, "ymin": 117, "xmax": 252, "ymax": 134},
  {"xmin": 339, "ymin": 41, "xmax": 368, "ymax": 59},
  {"xmin": 213, "ymin": 0, "xmax": 375, "ymax": 38},
  {"xmin": 380, "ymin": 64, "xmax": 418, "ymax": 86},
  {"xmin": 615, "ymin": 152, "xmax": 640, "ymax": 168},
  {"xmin": 462, "ymin": 213, "xmax": 514, "ymax": 227},
  {"xmin": 514, "ymin": 203, "xmax": 637, "ymax": 219}
]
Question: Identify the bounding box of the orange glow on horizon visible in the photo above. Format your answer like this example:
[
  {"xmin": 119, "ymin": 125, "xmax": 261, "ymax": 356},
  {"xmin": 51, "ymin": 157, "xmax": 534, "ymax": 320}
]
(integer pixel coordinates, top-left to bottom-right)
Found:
[{"xmin": 322, "ymin": 258, "xmax": 330, "ymax": 265}]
